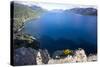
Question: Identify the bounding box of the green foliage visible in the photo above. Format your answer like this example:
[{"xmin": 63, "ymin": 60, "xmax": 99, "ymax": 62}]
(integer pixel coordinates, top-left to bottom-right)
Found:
[
  {"xmin": 13, "ymin": 3, "xmax": 44, "ymax": 32},
  {"xmin": 63, "ymin": 49, "xmax": 73, "ymax": 55},
  {"xmin": 14, "ymin": 34, "xmax": 40, "ymax": 49},
  {"xmin": 16, "ymin": 34, "xmax": 34, "ymax": 43}
]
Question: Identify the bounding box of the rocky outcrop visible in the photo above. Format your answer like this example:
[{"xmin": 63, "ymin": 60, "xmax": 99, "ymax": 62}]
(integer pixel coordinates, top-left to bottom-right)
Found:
[
  {"xmin": 73, "ymin": 48, "xmax": 87, "ymax": 62},
  {"xmin": 13, "ymin": 33, "xmax": 40, "ymax": 49},
  {"xmin": 48, "ymin": 48, "xmax": 88, "ymax": 64},
  {"xmin": 87, "ymin": 54, "xmax": 97, "ymax": 62},
  {"xmin": 36, "ymin": 51, "xmax": 43, "ymax": 65},
  {"xmin": 13, "ymin": 47, "xmax": 97, "ymax": 66},
  {"xmin": 36, "ymin": 49, "xmax": 50, "ymax": 64},
  {"xmin": 52, "ymin": 50, "xmax": 63, "ymax": 59},
  {"xmin": 14, "ymin": 47, "xmax": 50, "ymax": 66},
  {"xmin": 13, "ymin": 47, "xmax": 37, "ymax": 66}
]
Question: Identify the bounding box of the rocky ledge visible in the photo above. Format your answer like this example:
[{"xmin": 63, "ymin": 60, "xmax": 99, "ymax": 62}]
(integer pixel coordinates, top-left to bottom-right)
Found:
[{"xmin": 13, "ymin": 47, "xmax": 97, "ymax": 66}]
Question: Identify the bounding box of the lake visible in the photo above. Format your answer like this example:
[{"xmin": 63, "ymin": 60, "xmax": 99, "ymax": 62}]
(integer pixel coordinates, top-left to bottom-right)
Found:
[{"xmin": 23, "ymin": 11, "xmax": 97, "ymax": 54}]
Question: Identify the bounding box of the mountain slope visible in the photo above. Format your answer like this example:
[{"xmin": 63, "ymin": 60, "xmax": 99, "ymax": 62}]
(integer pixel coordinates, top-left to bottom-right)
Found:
[
  {"xmin": 12, "ymin": 2, "xmax": 44, "ymax": 33},
  {"xmin": 68, "ymin": 8, "xmax": 97, "ymax": 16}
]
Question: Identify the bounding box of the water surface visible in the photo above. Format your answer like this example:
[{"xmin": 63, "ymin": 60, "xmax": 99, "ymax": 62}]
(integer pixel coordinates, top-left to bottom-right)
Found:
[{"xmin": 23, "ymin": 11, "xmax": 97, "ymax": 54}]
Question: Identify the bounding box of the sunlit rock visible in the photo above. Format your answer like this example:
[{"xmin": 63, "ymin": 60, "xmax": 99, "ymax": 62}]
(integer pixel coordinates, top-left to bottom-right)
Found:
[
  {"xmin": 36, "ymin": 51, "xmax": 43, "ymax": 65},
  {"xmin": 74, "ymin": 48, "xmax": 87, "ymax": 62},
  {"xmin": 36, "ymin": 49, "xmax": 50, "ymax": 64},
  {"xmin": 87, "ymin": 54, "xmax": 97, "ymax": 62}
]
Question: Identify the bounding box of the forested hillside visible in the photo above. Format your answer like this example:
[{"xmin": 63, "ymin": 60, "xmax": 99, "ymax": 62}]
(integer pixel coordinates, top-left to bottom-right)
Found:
[
  {"xmin": 68, "ymin": 8, "xmax": 97, "ymax": 16},
  {"xmin": 12, "ymin": 2, "xmax": 44, "ymax": 33}
]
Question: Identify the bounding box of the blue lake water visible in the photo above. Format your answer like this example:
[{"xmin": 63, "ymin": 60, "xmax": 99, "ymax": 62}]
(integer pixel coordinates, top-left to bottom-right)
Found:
[{"xmin": 23, "ymin": 11, "xmax": 97, "ymax": 54}]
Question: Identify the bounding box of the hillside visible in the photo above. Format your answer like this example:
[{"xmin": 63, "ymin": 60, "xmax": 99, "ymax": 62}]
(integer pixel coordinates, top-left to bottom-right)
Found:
[
  {"xmin": 68, "ymin": 8, "xmax": 97, "ymax": 16},
  {"xmin": 12, "ymin": 2, "xmax": 44, "ymax": 33}
]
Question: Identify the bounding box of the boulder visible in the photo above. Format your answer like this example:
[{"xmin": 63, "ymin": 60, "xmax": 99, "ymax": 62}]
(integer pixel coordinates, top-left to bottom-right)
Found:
[
  {"xmin": 13, "ymin": 47, "xmax": 37, "ymax": 66},
  {"xmin": 87, "ymin": 54, "xmax": 97, "ymax": 62},
  {"xmin": 73, "ymin": 48, "xmax": 87, "ymax": 62},
  {"xmin": 39, "ymin": 49, "xmax": 50, "ymax": 64},
  {"xmin": 52, "ymin": 50, "xmax": 63, "ymax": 59},
  {"xmin": 36, "ymin": 51, "xmax": 43, "ymax": 65}
]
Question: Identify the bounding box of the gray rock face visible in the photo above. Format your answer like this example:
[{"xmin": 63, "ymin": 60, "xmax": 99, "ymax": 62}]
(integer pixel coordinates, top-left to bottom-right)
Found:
[
  {"xmin": 36, "ymin": 51, "xmax": 43, "ymax": 65},
  {"xmin": 87, "ymin": 55, "xmax": 97, "ymax": 62},
  {"xmin": 52, "ymin": 50, "xmax": 63, "ymax": 59},
  {"xmin": 13, "ymin": 47, "xmax": 51, "ymax": 65},
  {"xmin": 13, "ymin": 47, "xmax": 95, "ymax": 65},
  {"xmin": 14, "ymin": 47, "xmax": 37, "ymax": 66},
  {"xmin": 36, "ymin": 49, "xmax": 50, "ymax": 64},
  {"xmin": 39, "ymin": 49, "xmax": 50, "ymax": 64},
  {"xmin": 73, "ymin": 48, "xmax": 87, "ymax": 62}
]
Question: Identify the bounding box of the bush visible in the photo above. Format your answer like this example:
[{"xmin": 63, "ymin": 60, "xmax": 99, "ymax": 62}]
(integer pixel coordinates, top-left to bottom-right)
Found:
[{"xmin": 63, "ymin": 49, "xmax": 73, "ymax": 55}]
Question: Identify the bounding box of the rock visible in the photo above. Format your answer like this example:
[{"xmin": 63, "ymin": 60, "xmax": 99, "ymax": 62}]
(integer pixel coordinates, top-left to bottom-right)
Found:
[
  {"xmin": 49, "ymin": 48, "xmax": 88, "ymax": 64},
  {"xmin": 14, "ymin": 47, "xmax": 37, "ymax": 66},
  {"xmin": 52, "ymin": 50, "xmax": 63, "ymax": 59},
  {"xmin": 13, "ymin": 47, "xmax": 94, "ymax": 65},
  {"xmin": 36, "ymin": 51, "xmax": 43, "ymax": 65},
  {"xmin": 36, "ymin": 49, "xmax": 50, "ymax": 64},
  {"xmin": 64, "ymin": 55, "xmax": 73, "ymax": 62},
  {"xmin": 14, "ymin": 34, "xmax": 40, "ymax": 49},
  {"xmin": 14, "ymin": 47, "xmax": 50, "ymax": 65},
  {"xmin": 87, "ymin": 54, "xmax": 97, "ymax": 62},
  {"xmin": 48, "ymin": 59, "xmax": 60, "ymax": 64},
  {"xmin": 39, "ymin": 49, "xmax": 50, "ymax": 64},
  {"xmin": 55, "ymin": 56, "xmax": 60, "ymax": 59},
  {"xmin": 73, "ymin": 48, "xmax": 87, "ymax": 62},
  {"xmin": 48, "ymin": 49, "xmax": 97, "ymax": 64}
]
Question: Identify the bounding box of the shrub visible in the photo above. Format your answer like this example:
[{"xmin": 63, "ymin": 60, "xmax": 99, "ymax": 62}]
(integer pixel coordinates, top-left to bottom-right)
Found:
[{"xmin": 63, "ymin": 49, "xmax": 73, "ymax": 55}]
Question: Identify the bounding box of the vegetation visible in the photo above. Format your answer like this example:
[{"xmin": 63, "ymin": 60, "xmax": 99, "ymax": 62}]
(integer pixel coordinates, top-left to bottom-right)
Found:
[
  {"xmin": 13, "ymin": 2, "xmax": 44, "ymax": 33},
  {"xmin": 11, "ymin": 2, "xmax": 45, "ymax": 49},
  {"xmin": 14, "ymin": 33, "xmax": 40, "ymax": 49},
  {"xmin": 63, "ymin": 49, "xmax": 73, "ymax": 55}
]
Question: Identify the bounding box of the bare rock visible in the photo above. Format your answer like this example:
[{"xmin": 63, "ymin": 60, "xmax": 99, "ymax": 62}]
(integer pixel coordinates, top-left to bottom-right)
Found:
[
  {"xmin": 36, "ymin": 49, "xmax": 50, "ymax": 64},
  {"xmin": 73, "ymin": 48, "xmax": 87, "ymax": 62},
  {"xmin": 87, "ymin": 55, "xmax": 97, "ymax": 62},
  {"xmin": 52, "ymin": 50, "xmax": 63, "ymax": 59},
  {"xmin": 36, "ymin": 51, "xmax": 43, "ymax": 65},
  {"xmin": 14, "ymin": 47, "xmax": 37, "ymax": 66}
]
